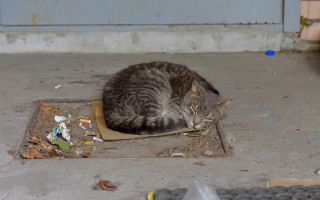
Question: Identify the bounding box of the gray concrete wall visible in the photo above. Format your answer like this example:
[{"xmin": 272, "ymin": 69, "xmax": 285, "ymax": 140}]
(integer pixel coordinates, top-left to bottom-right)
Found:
[{"xmin": 0, "ymin": 26, "xmax": 306, "ymax": 53}]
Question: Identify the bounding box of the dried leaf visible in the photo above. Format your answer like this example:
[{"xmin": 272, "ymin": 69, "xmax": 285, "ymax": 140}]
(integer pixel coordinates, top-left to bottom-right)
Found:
[
  {"xmin": 99, "ymin": 180, "xmax": 117, "ymax": 191},
  {"xmin": 48, "ymin": 149, "xmax": 61, "ymax": 157},
  {"xmin": 83, "ymin": 147, "xmax": 92, "ymax": 158},
  {"xmin": 192, "ymin": 141, "xmax": 208, "ymax": 151},
  {"xmin": 49, "ymin": 108, "xmax": 59, "ymax": 113},
  {"xmin": 27, "ymin": 137, "xmax": 40, "ymax": 144},
  {"xmin": 204, "ymin": 150, "xmax": 214, "ymax": 156},
  {"xmin": 40, "ymin": 102, "xmax": 52, "ymax": 107},
  {"xmin": 30, "ymin": 148, "xmax": 47, "ymax": 159},
  {"xmin": 21, "ymin": 153, "xmax": 34, "ymax": 159},
  {"xmin": 51, "ymin": 139, "xmax": 72, "ymax": 151},
  {"xmin": 42, "ymin": 106, "xmax": 54, "ymax": 111}
]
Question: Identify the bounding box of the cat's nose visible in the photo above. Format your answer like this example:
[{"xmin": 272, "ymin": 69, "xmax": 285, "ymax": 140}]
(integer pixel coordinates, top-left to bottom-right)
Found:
[{"xmin": 193, "ymin": 121, "xmax": 198, "ymax": 126}]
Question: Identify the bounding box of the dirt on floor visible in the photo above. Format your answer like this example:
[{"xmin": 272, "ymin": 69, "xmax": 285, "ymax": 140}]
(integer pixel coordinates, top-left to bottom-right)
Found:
[{"xmin": 19, "ymin": 100, "xmax": 231, "ymax": 159}]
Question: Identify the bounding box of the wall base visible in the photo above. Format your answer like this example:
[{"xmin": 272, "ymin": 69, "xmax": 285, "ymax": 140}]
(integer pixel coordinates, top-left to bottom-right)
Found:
[{"xmin": 0, "ymin": 26, "xmax": 313, "ymax": 53}]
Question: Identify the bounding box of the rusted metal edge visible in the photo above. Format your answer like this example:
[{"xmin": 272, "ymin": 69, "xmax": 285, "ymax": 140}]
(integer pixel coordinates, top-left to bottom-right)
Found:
[
  {"xmin": 17, "ymin": 100, "xmax": 41, "ymax": 158},
  {"xmin": 215, "ymin": 121, "xmax": 232, "ymax": 155}
]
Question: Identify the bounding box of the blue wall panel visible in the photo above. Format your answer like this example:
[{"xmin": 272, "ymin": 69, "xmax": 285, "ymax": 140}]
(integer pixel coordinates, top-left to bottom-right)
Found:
[
  {"xmin": 284, "ymin": 0, "xmax": 301, "ymax": 32},
  {"xmin": 1, "ymin": 0, "xmax": 282, "ymax": 25}
]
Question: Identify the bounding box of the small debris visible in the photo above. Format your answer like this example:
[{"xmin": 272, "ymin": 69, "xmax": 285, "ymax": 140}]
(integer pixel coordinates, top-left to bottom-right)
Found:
[
  {"xmin": 84, "ymin": 141, "xmax": 94, "ymax": 145},
  {"xmin": 67, "ymin": 113, "xmax": 72, "ymax": 119},
  {"xmin": 96, "ymin": 146, "xmax": 117, "ymax": 151},
  {"xmin": 315, "ymin": 169, "xmax": 320, "ymax": 176},
  {"xmin": 282, "ymin": 96, "xmax": 289, "ymax": 98},
  {"xmin": 192, "ymin": 141, "xmax": 208, "ymax": 151},
  {"xmin": 147, "ymin": 192, "xmax": 155, "ymax": 200},
  {"xmin": 54, "ymin": 115, "xmax": 67, "ymax": 122},
  {"xmin": 79, "ymin": 122, "xmax": 86, "ymax": 130},
  {"xmin": 42, "ymin": 106, "xmax": 54, "ymax": 111},
  {"xmin": 75, "ymin": 148, "xmax": 84, "ymax": 155},
  {"xmin": 130, "ymin": 139, "xmax": 137, "ymax": 144},
  {"xmin": 83, "ymin": 147, "xmax": 92, "ymax": 157},
  {"xmin": 47, "ymin": 122, "xmax": 73, "ymax": 145},
  {"xmin": 93, "ymin": 137, "xmax": 103, "ymax": 142},
  {"xmin": 41, "ymin": 102, "xmax": 54, "ymax": 110},
  {"xmin": 27, "ymin": 137, "xmax": 40, "ymax": 144},
  {"xmin": 84, "ymin": 131, "xmax": 97, "ymax": 137},
  {"xmin": 272, "ymin": 71, "xmax": 276, "ymax": 75},
  {"xmin": 201, "ymin": 129, "xmax": 211, "ymax": 137},
  {"xmin": 157, "ymin": 148, "xmax": 171, "ymax": 157},
  {"xmin": 193, "ymin": 161, "xmax": 205, "ymax": 166},
  {"xmin": 171, "ymin": 153, "xmax": 187, "ymax": 158},
  {"xmin": 49, "ymin": 107, "xmax": 59, "ymax": 113},
  {"xmin": 80, "ymin": 119, "xmax": 90, "ymax": 123},
  {"xmin": 266, "ymin": 50, "xmax": 275, "ymax": 56},
  {"xmin": 84, "ymin": 141, "xmax": 96, "ymax": 151},
  {"xmin": 233, "ymin": 121, "xmax": 241, "ymax": 125},
  {"xmin": 204, "ymin": 150, "xmax": 214, "ymax": 156},
  {"xmin": 177, "ymin": 132, "xmax": 188, "ymax": 136},
  {"xmin": 186, "ymin": 133, "xmax": 200, "ymax": 137},
  {"xmin": 54, "ymin": 85, "xmax": 62, "ymax": 90},
  {"xmin": 21, "ymin": 153, "xmax": 34, "ymax": 159},
  {"xmin": 21, "ymin": 148, "xmax": 47, "ymax": 159},
  {"xmin": 99, "ymin": 180, "xmax": 117, "ymax": 191},
  {"xmin": 40, "ymin": 102, "xmax": 52, "ymax": 107},
  {"xmin": 51, "ymin": 139, "xmax": 73, "ymax": 151},
  {"xmin": 296, "ymin": 129, "xmax": 301, "ymax": 131},
  {"xmin": 48, "ymin": 149, "xmax": 61, "ymax": 157}
]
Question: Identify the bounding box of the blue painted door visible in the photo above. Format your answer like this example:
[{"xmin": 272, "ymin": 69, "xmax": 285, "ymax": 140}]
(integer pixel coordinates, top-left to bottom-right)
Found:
[{"xmin": 0, "ymin": 0, "xmax": 299, "ymax": 31}]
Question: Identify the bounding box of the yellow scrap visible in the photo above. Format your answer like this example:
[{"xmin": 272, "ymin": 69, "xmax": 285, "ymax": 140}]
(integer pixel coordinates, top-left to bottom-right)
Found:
[{"xmin": 147, "ymin": 192, "xmax": 155, "ymax": 200}]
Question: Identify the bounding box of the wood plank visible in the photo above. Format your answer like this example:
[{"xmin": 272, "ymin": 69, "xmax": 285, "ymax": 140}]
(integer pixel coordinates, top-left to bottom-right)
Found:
[{"xmin": 268, "ymin": 178, "xmax": 320, "ymax": 187}]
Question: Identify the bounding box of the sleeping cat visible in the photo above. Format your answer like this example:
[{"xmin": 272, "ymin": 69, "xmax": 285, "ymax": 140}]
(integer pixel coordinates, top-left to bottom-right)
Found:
[{"xmin": 103, "ymin": 62, "xmax": 232, "ymax": 135}]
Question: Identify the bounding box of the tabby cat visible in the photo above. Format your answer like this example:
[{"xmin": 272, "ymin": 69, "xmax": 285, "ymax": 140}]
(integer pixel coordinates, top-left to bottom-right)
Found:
[{"xmin": 103, "ymin": 62, "xmax": 231, "ymax": 135}]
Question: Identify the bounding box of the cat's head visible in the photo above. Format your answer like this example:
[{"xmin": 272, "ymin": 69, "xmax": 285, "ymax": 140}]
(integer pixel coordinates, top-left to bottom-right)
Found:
[{"xmin": 180, "ymin": 81, "xmax": 232, "ymax": 129}]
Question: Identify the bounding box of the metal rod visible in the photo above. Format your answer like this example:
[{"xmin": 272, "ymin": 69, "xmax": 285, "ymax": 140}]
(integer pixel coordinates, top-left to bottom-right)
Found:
[{"xmin": 215, "ymin": 121, "xmax": 229, "ymax": 154}]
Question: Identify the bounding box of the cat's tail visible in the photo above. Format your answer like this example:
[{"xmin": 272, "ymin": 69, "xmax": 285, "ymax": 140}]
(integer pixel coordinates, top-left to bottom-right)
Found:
[{"xmin": 105, "ymin": 114, "xmax": 186, "ymax": 135}]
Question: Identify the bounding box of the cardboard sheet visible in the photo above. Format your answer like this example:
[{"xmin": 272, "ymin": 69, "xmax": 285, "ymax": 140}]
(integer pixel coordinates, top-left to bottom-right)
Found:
[
  {"xmin": 267, "ymin": 178, "xmax": 320, "ymax": 187},
  {"xmin": 92, "ymin": 101, "xmax": 202, "ymax": 140}
]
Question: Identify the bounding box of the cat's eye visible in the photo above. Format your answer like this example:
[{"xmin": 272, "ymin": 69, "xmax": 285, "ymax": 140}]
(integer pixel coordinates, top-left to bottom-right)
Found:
[{"xmin": 204, "ymin": 116, "xmax": 213, "ymax": 120}]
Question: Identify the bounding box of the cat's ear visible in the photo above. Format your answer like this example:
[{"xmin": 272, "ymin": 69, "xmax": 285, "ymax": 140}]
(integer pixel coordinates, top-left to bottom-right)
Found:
[
  {"xmin": 190, "ymin": 81, "xmax": 202, "ymax": 97},
  {"xmin": 216, "ymin": 97, "xmax": 233, "ymax": 116}
]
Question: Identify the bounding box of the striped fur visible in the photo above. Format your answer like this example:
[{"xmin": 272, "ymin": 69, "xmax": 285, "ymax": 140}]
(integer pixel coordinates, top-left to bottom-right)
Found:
[{"xmin": 103, "ymin": 62, "xmax": 229, "ymax": 135}]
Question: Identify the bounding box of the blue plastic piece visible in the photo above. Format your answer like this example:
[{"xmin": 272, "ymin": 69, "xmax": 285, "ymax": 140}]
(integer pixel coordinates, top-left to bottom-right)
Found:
[{"xmin": 266, "ymin": 50, "xmax": 275, "ymax": 56}]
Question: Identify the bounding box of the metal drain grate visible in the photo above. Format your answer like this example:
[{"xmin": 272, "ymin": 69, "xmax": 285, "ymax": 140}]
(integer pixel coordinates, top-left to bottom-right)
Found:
[{"xmin": 154, "ymin": 185, "xmax": 320, "ymax": 200}]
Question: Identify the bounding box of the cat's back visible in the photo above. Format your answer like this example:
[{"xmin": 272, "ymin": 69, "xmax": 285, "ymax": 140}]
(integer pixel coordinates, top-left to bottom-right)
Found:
[{"xmin": 104, "ymin": 62, "xmax": 189, "ymax": 89}]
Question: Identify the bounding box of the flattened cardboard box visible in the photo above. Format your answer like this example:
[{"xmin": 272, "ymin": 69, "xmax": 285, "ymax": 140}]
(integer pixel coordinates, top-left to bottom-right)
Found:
[
  {"xmin": 92, "ymin": 101, "xmax": 202, "ymax": 140},
  {"xmin": 267, "ymin": 178, "xmax": 320, "ymax": 187}
]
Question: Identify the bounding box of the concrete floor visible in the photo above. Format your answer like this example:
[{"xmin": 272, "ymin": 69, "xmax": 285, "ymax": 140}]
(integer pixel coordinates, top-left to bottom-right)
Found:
[{"xmin": 0, "ymin": 52, "xmax": 319, "ymax": 199}]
